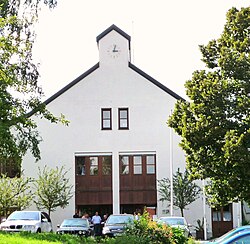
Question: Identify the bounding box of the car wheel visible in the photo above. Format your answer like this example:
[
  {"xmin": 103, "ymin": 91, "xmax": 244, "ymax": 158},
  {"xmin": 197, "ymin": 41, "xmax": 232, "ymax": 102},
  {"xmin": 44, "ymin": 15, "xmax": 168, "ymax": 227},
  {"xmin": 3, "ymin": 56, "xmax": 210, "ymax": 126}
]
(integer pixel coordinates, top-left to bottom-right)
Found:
[{"xmin": 37, "ymin": 228, "xmax": 41, "ymax": 233}]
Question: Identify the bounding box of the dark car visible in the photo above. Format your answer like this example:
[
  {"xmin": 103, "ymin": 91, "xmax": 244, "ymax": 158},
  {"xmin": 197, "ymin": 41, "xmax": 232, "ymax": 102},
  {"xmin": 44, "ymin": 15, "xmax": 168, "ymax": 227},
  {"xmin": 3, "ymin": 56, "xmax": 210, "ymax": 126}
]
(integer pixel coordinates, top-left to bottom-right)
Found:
[
  {"xmin": 56, "ymin": 218, "xmax": 92, "ymax": 236},
  {"xmin": 102, "ymin": 214, "xmax": 134, "ymax": 237}
]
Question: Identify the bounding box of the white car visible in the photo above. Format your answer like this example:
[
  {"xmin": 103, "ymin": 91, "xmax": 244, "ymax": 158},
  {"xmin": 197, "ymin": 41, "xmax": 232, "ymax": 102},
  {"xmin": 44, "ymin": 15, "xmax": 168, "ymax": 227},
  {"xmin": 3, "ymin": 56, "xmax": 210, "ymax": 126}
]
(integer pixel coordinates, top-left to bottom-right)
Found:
[
  {"xmin": 0, "ymin": 210, "xmax": 53, "ymax": 233},
  {"xmin": 157, "ymin": 216, "xmax": 191, "ymax": 237}
]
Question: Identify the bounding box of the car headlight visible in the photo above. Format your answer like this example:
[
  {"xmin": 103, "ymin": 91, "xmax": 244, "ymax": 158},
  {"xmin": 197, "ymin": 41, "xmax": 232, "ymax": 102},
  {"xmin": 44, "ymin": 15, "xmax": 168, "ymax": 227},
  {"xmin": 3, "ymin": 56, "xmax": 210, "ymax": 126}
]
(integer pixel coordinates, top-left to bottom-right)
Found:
[
  {"xmin": 102, "ymin": 226, "xmax": 111, "ymax": 234},
  {"xmin": 0, "ymin": 225, "xmax": 9, "ymax": 230},
  {"xmin": 78, "ymin": 230, "xmax": 86, "ymax": 235},
  {"xmin": 23, "ymin": 225, "xmax": 36, "ymax": 231}
]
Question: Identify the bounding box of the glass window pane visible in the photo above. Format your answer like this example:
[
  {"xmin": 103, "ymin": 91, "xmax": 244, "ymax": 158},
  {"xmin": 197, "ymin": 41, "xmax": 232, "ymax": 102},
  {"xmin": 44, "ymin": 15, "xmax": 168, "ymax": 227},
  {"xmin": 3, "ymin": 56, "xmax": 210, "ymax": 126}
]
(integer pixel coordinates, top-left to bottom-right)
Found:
[
  {"xmin": 122, "ymin": 165, "xmax": 129, "ymax": 174},
  {"xmin": 103, "ymin": 111, "xmax": 111, "ymax": 119},
  {"xmin": 90, "ymin": 157, "xmax": 98, "ymax": 175},
  {"xmin": 134, "ymin": 156, "xmax": 142, "ymax": 165},
  {"xmin": 121, "ymin": 156, "xmax": 129, "ymax": 174},
  {"xmin": 234, "ymin": 235, "xmax": 250, "ymax": 242},
  {"xmin": 120, "ymin": 119, "xmax": 127, "ymax": 128},
  {"xmin": 102, "ymin": 156, "xmax": 112, "ymax": 175},
  {"xmin": 212, "ymin": 211, "xmax": 221, "ymax": 221},
  {"xmin": 146, "ymin": 155, "xmax": 155, "ymax": 165},
  {"xmin": 103, "ymin": 120, "xmax": 111, "ymax": 128},
  {"xmin": 120, "ymin": 110, "xmax": 127, "ymax": 119},
  {"xmin": 121, "ymin": 156, "xmax": 129, "ymax": 165},
  {"xmin": 147, "ymin": 165, "xmax": 155, "ymax": 174},
  {"xmin": 134, "ymin": 165, "xmax": 142, "ymax": 174},
  {"xmin": 76, "ymin": 157, "xmax": 86, "ymax": 175}
]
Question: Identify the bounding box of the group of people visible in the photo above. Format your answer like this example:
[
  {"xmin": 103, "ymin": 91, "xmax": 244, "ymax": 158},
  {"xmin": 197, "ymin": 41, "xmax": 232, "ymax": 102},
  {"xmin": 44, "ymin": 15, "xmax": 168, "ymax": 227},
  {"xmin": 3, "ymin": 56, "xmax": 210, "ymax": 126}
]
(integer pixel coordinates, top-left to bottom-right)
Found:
[{"xmin": 73, "ymin": 211, "xmax": 108, "ymax": 236}]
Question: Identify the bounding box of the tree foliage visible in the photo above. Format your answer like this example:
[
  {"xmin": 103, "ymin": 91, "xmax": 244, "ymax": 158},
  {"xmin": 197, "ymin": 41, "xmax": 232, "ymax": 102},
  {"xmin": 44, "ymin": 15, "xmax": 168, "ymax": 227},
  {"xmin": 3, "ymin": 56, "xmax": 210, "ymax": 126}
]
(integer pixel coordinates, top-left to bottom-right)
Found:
[
  {"xmin": 33, "ymin": 165, "xmax": 73, "ymax": 217},
  {"xmin": 0, "ymin": 0, "xmax": 67, "ymax": 168},
  {"xmin": 0, "ymin": 173, "xmax": 33, "ymax": 218},
  {"xmin": 158, "ymin": 168, "xmax": 201, "ymax": 217},
  {"xmin": 168, "ymin": 7, "xmax": 250, "ymax": 207}
]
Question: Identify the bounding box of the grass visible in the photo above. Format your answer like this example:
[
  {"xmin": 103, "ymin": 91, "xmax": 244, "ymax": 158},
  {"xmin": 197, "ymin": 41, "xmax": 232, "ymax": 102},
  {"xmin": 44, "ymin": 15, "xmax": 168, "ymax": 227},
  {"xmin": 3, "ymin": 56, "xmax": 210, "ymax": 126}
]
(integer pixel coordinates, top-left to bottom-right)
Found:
[
  {"xmin": 0, "ymin": 233, "xmax": 59, "ymax": 244},
  {"xmin": 0, "ymin": 232, "xmax": 85, "ymax": 244}
]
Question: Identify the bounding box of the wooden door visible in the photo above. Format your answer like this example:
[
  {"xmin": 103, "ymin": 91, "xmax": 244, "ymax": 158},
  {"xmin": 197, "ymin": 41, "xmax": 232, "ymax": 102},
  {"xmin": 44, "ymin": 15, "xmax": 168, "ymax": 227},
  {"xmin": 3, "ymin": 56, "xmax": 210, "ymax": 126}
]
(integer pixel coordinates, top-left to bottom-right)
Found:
[{"xmin": 212, "ymin": 204, "xmax": 233, "ymax": 238}]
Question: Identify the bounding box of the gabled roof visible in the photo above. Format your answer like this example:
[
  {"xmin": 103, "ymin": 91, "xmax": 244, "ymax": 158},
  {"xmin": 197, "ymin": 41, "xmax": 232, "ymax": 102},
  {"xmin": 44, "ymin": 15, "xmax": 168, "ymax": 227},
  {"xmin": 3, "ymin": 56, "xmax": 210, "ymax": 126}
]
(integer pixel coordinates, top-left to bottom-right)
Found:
[
  {"xmin": 43, "ymin": 61, "xmax": 184, "ymax": 107},
  {"xmin": 96, "ymin": 24, "xmax": 131, "ymax": 43},
  {"xmin": 129, "ymin": 63, "xmax": 185, "ymax": 101},
  {"xmin": 44, "ymin": 63, "xmax": 99, "ymax": 105},
  {"xmin": 42, "ymin": 25, "xmax": 184, "ymax": 106}
]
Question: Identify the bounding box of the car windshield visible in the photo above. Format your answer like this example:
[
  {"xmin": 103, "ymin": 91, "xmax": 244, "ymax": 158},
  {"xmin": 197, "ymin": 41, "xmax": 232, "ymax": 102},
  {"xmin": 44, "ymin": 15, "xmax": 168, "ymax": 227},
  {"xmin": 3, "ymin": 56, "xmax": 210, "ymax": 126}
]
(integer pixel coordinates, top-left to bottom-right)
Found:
[
  {"xmin": 61, "ymin": 219, "xmax": 89, "ymax": 227},
  {"xmin": 8, "ymin": 211, "xmax": 39, "ymax": 221},
  {"xmin": 106, "ymin": 215, "xmax": 133, "ymax": 225},
  {"xmin": 159, "ymin": 218, "xmax": 185, "ymax": 226}
]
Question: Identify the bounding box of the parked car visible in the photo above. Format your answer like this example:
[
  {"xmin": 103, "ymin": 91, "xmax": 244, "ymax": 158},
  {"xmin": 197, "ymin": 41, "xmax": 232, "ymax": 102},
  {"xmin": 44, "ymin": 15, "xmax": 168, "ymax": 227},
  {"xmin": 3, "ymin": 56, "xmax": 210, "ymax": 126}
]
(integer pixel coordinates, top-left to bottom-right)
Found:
[
  {"xmin": 56, "ymin": 218, "xmax": 92, "ymax": 236},
  {"xmin": 205, "ymin": 225, "xmax": 250, "ymax": 243},
  {"xmin": 157, "ymin": 216, "xmax": 191, "ymax": 237},
  {"xmin": 102, "ymin": 214, "xmax": 134, "ymax": 237},
  {"xmin": 0, "ymin": 210, "xmax": 52, "ymax": 233},
  {"xmin": 207, "ymin": 229, "xmax": 250, "ymax": 244}
]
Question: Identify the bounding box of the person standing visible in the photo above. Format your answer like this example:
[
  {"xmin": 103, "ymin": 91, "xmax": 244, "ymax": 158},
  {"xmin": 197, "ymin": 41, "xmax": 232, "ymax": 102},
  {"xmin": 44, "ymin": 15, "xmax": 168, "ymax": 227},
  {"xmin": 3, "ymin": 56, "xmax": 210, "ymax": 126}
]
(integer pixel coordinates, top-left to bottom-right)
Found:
[
  {"xmin": 92, "ymin": 211, "xmax": 102, "ymax": 236},
  {"xmin": 73, "ymin": 210, "xmax": 80, "ymax": 218}
]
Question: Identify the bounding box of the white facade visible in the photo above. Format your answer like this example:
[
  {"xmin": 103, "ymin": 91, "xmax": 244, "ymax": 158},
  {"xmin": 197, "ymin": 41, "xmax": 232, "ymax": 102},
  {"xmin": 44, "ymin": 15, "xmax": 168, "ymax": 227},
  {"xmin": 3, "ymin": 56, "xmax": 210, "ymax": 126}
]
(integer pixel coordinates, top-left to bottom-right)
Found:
[{"xmin": 22, "ymin": 25, "xmax": 240, "ymax": 237}]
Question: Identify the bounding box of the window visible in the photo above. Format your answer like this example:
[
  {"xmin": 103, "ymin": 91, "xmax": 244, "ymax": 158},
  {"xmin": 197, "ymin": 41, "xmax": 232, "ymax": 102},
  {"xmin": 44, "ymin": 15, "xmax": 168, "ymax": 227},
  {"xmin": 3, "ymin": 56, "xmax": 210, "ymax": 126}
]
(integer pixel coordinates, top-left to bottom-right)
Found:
[
  {"xmin": 119, "ymin": 108, "xmax": 129, "ymax": 129},
  {"xmin": 76, "ymin": 157, "xmax": 86, "ymax": 175},
  {"xmin": 75, "ymin": 155, "xmax": 112, "ymax": 176},
  {"xmin": 146, "ymin": 155, "xmax": 155, "ymax": 174},
  {"xmin": 0, "ymin": 158, "xmax": 20, "ymax": 178},
  {"xmin": 120, "ymin": 154, "xmax": 156, "ymax": 176},
  {"xmin": 102, "ymin": 156, "xmax": 112, "ymax": 175},
  {"xmin": 120, "ymin": 156, "xmax": 129, "ymax": 174},
  {"xmin": 102, "ymin": 108, "xmax": 112, "ymax": 130},
  {"xmin": 133, "ymin": 156, "xmax": 142, "ymax": 174},
  {"xmin": 90, "ymin": 157, "xmax": 98, "ymax": 175}
]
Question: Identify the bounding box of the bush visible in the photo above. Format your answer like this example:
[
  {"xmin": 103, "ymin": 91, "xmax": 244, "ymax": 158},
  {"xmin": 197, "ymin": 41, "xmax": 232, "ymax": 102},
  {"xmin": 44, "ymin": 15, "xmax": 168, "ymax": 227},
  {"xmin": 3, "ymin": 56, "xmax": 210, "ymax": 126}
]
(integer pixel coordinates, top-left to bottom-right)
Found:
[{"xmin": 124, "ymin": 211, "xmax": 188, "ymax": 244}]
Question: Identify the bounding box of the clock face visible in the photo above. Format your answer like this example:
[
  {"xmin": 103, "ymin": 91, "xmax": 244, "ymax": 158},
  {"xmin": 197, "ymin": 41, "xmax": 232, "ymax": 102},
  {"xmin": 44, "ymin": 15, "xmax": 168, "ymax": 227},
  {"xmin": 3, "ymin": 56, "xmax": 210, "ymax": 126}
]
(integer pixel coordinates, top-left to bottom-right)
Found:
[{"xmin": 107, "ymin": 44, "xmax": 121, "ymax": 58}]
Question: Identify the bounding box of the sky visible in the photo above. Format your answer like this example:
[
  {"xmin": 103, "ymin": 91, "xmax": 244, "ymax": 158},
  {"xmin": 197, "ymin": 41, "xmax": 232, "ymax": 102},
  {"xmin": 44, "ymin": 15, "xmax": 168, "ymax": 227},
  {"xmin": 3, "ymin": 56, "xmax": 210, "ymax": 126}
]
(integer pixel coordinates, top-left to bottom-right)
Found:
[{"xmin": 33, "ymin": 0, "xmax": 249, "ymax": 100}]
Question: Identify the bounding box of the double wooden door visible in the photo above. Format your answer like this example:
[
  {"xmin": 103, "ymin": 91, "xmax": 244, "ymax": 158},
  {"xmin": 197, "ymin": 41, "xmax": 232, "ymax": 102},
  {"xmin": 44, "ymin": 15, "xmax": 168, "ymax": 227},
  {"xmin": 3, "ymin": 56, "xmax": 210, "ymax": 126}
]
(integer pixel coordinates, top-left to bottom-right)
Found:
[{"xmin": 212, "ymin": 204, "xmax": 233, "ymax": 238}]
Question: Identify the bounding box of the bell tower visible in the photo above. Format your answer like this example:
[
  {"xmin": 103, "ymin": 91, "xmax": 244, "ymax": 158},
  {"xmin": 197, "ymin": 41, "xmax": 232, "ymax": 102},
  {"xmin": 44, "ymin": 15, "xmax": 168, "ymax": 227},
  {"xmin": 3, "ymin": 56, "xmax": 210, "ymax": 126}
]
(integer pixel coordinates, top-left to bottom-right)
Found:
[{"xmin": 96, "ymin": 24, "xmax": 131, "ymax": 67}]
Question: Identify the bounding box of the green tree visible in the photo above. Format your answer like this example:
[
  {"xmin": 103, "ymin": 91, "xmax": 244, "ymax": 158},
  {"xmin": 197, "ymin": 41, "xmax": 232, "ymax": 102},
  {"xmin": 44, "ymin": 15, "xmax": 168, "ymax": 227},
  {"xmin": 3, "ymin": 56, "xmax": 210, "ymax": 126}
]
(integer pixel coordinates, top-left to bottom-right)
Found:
[
  {"xmin": 33, "ymin": 165, "xmax": 73, "ymax": 217},
  {"xmin": 168, "ymin": 7, "xmax": 250, "ymax": 207},
  {"xmin": 0, "ymin": 0, "xmax": 66, "ymax": 169},
  {"xmin": 158, "ymin": 168, "xmax": 201, "ymax": 217},
  {"xmin": 0, "ymin": 173, "xmax": 33, "ymax": 219}
]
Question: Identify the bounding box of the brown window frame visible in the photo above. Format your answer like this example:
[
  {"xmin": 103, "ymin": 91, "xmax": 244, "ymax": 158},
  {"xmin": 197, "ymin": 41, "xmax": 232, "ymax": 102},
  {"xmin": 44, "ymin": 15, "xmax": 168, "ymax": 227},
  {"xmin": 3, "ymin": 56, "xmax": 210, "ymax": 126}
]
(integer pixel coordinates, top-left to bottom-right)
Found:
[
  {"xmin": 75, "ymin": 155, "xmax": 112, "ymax": 177},
  {"xmin": 120, "ymin": 155, "xmax": 130, "ymax": 175},
  {"xmin": 146, "ymin": 155, "xmax": 156, "ymax": 174},
  {"xmin": 120, "ymin": 154, "xmax": 156, "ymax": 176},
  {"xmin": 102, "ymin": 156, "xmax": 112, "ymax": 175},
  {"xmin": 101, "ymin": 108, "xmax": 112, "ymax": 130},
  {"xmin": 118, "ymin": 108, "xmax": 129, "ymax": 130}
]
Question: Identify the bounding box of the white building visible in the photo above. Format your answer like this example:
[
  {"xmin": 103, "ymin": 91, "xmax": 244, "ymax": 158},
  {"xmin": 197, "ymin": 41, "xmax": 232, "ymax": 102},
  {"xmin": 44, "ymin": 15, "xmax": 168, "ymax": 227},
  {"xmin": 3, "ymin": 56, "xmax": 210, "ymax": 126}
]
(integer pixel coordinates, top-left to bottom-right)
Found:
[{"xmin": 23, "ymin": 25, "xmax": 241, "ymax": 237}]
